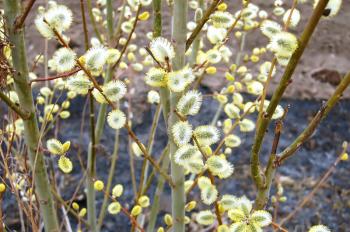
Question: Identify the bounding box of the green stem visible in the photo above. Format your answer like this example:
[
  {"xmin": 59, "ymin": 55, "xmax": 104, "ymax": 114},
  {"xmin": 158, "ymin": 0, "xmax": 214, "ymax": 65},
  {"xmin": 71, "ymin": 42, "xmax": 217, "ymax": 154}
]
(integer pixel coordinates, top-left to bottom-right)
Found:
[
  {"xmin": 0, "ymin": 91, "xmax": 30, "ymax": 119},
  {"xmin": 250, "ymin": 0, "xmax": 330, "ymax": 190},
  {"xmin": 142, "ymin": 146, "xmax": 168, "ymax": 195},
  {"xmin": 278, "ymin": 72, "xmax": 350, "ymax": 163},
  {"xmin": 210, "ymin": 104, "xmax": 222, "ymax": 126},
  {"xmin": 170, "ymin": 0, "xmax": 188, "ymax": 231},
  {"xmin": 189, "ymin": 0, "xmax": 204, "ymax": 66},
  {"xmin": 86, "ymin": 0, "xmax": 103, "ymax": 43},
  {"xmin": 210, "ymin": 31, "xmax": 246, "ymax": 127},
  {"xmin": 113, "ymin": 0, "xmax": 127, "ymax": 46},
  {"xmin": 153, "ymin": 0, "xmax": 162, "ymax": 38},
  {"xmin": 86, "ymin": 0, "xmax": 116, "ymax": 228},
  {"xmin": 97, "ymin": 129, "xmax": 120, "ymax": 231},
  {"xmin": 185, "ymin": 0, "xmax": 220, "ymax": 51},
  {"xmin": 254, "ymin": 120, "xmax": 282, "ymax": 210},
  {"xmin": 146, "ymin": 2, "xmax": 173, "ymax": 230},
  {"xmin": 4, "ymin": 0, "xmax": 59, "ymax": 231},
  {"xmin": 96, "ymin": 1, "xmax": 118, "ymax": 230},
  {"xmin": 138, "ymin": 103, "xmax": 162, "ymax": 196},
  {"xmin": 235, "ymin": 32, "xmax": 246, "ymax": 66},
  {"xmin": 146, "ymin": 147, "xmax": 170, "ymax": 232},
  {"xmin": 87, "ymin": 91, "xmax": 97, "ymax": 232}
]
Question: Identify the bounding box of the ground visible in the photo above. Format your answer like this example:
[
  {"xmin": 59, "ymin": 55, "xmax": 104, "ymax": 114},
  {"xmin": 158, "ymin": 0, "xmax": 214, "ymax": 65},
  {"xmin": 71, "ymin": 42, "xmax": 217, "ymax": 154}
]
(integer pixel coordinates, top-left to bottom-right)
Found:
[{"xmin": 2, "ymin": 0, "xmax": 350, "ymax": 231}]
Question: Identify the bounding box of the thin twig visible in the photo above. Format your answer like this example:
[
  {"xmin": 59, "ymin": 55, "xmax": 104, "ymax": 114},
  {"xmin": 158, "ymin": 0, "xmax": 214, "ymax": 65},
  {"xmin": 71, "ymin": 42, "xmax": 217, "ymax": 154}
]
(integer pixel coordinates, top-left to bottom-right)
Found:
[
  {"xmin": 279, "ymin": 143, "xmax": 348, "ymax": 226},
  {"xmin": 277, "ymin": 72, "xmax": 350, "ymax": 164},
  {"xmin": 141, "ymin": 146, "xmax": 168, "ymax": 195},
  {"xmin": 112, "ymin": 4, "xmax": 142, "ymax": 70},
  {"xmin": 185, "ymin": 0, "xmax": 221, "ymax": 51},
  {"xmin": 257, "ymin": 0, "xmax": 297, "ymax": 131},
  {"xmin": 125, "ymin": 123, "xmax": 175, "ymax": 188},
  {"xmin": 192, "ymin": 135, "xmax": 222, "ymax": 225},
  {"xmin": 145, "ymin": 46, "xmax": 163, "ymax": 68},
  {"xmin": 271, "ymin": 221, "xmax": 288, "ymax": 232},
  {"xmin": 29, "ymin": 68, "xmax": 81, "ymax": 84},
  {"xmin": 137, "ymin": 103, "xmax": 162, "ymax": 199},
  {"xmin": 45, "ymin": 20, "xmax": 117, "ymax": 109},
  {"xmin": 80, "ymin": 0, "xmax": 90, "ymax": 50},
  {"xmin": 0, "ymin": 91, "xmax": 30, "ymax": 119},
  {"xmin": 51, "ymin": 189, "xmax": 90, "ymax": 227},
  {"xmin": 14, "ymin": 0, "xmax": 36, "ymax": 30},
  {"xmin": 250, "ymin": 0, "xmax": 330, "ymax": 191},
  {"xmin": 86, "ymin": 0, "xmax": 103, "ymax": 42}
]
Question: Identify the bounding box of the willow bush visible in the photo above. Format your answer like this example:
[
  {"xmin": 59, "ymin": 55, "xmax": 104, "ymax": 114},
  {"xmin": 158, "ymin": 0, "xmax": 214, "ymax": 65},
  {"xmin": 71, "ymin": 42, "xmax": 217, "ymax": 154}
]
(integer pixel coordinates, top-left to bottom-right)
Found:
[{"xmin": 0, "ymin": 0, "xmax": 348, "ymax": 231}]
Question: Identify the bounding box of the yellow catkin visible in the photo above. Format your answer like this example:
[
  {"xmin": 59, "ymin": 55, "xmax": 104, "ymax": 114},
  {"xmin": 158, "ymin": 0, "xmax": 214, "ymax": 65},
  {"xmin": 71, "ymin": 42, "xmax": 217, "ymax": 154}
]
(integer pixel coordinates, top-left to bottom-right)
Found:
[
  {"xmin": 205, "ymin": 66, "xmax": 217, "ymax": 74},
  {"xmin": 227, "ymin": 85, "xmax": 235, "ymax": 93},
  {"xmin": 217, "ymin": 94, "xmax": 228, "ymax": 104},
  {"xmin": 225, "ymin": 72, "xmax": 235, "ymax": 81},
  {"xmin": 62, "ymin": 141, "xmax": 71, "ymax": 153},
  {"xmin": 341, "ymin": 153, "xmax": 348, "ymax": 161},
  {"xmin": 230, "ymin": 64, "xmax": 237, "ymax": 72},
  {"xmin": 79, "ymin": 208, "xmax": 87, "ymax": 217},
  {"xmin": 217, "ymin": 3, "xmax": 227, "ymax": 11},
  {"xmin": 235, "ymin": 31, "xmax": 242, "ymax": 39},
  {"xmin": 164, "ymin": 214, "xmax": 173, "ymax": 226},
  {"xmin": 0, "ymin": 183, "xmax": 6, "ymax": 193},
  {"xmin": 250, "ymin": 55, "xmax": 260, "ymax": 63},
  {"xmin": 72, "ymin": 202, "xmax": 80, "ymax": 210},
  {"xmin": 78, "ymin": 56, "xmax": 85, "ymax": 66},
  {"xmin": 138, "ymin": 195, "xmax": 150, "ymax": 208},
  {"xmin": 131, "ymin": 205, "xmax": 142, "ymax": 216},
  {"xmin": 94, "ymin": 180, "xmax": 104, "ymax": 191},
  {"xmin": 185, "ymin": 201, "xmax": 197, "ymax": 211},
  {"xmin": 138, "ymin": 11, "xmax": 150, "ymax": 21}
]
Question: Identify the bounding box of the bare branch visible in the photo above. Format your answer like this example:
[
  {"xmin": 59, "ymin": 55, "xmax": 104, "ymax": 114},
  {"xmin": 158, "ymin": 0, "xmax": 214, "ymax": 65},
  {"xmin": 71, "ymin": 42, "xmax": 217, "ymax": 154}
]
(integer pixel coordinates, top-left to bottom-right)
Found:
[
  {"xmin": 14, "ymin": 0, "xmax": 36, "ymax": 30},
  {"xmin": 0, "ymin": 91, "xmax": 30, "ymax": 119}
]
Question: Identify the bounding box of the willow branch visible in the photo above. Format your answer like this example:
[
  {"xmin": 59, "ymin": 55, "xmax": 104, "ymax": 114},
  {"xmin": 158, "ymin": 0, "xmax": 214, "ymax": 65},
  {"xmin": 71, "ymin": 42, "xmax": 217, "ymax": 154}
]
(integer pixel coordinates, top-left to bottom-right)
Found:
[
  {"xmin": 45, "ymin": 20, "xmax": 117, "ymax": 109},
  {"xmin": 250, "ymin": 0, "xmax": 330, "ymax": 189},
  {"xmin": 257, "ymin": 0, "xmax": 297, "ymax": 129},
  {"xmin": 125, "ymin": 123, "xmax": 175, "ymax": 188},
  {"xmin": 51, "ymin": 189, "xmax": 90, "ymax": 227},
  {"xmin": 29, "ymin": 67, "xmax": 81, "ymax": 84},
  {"xmin": 271, "ymin": 221, "xmax": 288, "ymax": 232},
  {"xmin": 112, "ymin": 4, "xmax": 142, "ymax": 70},
  {"xmin": 279, "ymin": 143, "xmax": 348, "ymax": 226},
  {"xmin": 277, "ymin": 72, "xmax": 350, "ymax": 164},
  {"xmin": 185, "ymin": 0, "xmax": 221, "ymax": 51},
  {"xmin": 86, "ymin": 0, "xmax": 103, "ymax": 42},
  {"xmin": 254, "ymin": 117, "xmax": 284, "ymax": 210},
  {"xmin": 80, "ymin": 0, "xmax": 90, "ymax": 50},
  {"xmin": 14, "ymin": 0, "xmax": 36, "ymax": 30},
  {"xmin": 193, "ymin": 135, "xmax": 222, "ymax": 225},
  {"xmin": 0, "ymin": 91, "xmax": 30, "ymax": 119}
]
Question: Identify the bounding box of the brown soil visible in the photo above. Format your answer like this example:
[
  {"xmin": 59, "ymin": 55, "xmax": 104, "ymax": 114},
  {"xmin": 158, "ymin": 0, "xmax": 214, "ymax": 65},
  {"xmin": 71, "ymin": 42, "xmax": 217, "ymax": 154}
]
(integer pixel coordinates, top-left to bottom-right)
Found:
[
  {"xmin": 23, "ymin": 1, "xmax": 350, "ymax": 101},
  {"xmin": 3, "ymin": 1, "xmax": 350, "ymax": 231}
]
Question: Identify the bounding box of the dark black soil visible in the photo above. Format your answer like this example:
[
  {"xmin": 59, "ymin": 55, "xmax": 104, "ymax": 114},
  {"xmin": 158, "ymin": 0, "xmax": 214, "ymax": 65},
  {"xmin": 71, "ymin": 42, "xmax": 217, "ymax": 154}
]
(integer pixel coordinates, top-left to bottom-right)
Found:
[
  {"xmin": 2, "ymin": 0, "xmax": 350, "ymax": 231},
  {"xmin": 42, "ymin": 94, "xmax": 350, "ymax": 231},
  {"xmin": 2, "ymin": 90, "xmax": 350, "ymax": 231}
]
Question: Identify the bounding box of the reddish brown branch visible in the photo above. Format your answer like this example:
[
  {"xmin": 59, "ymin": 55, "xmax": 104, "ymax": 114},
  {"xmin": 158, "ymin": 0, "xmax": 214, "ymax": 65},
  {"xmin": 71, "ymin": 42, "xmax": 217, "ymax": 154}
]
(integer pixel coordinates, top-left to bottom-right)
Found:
[
  {"xmin": 14, "ymin": 0, "xmax": 37, "ymax": 30},
  {"xmin": 125, "ymin": 123, "xmax": 175, "ymax": 188},
  {"xmin": 185, "ymin": 0, "xmax": 221, "ymax": 51},
  {"xmin": 29, "ymin": 68, "xmax": 81, "ymax": 84},
  {"xmin": 112, "ymin": 4, "xmax": 142, "ymax": 70},
  {"xmin": 271, "ymin": 221, "xmax": 288, "ymax": 232}
]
